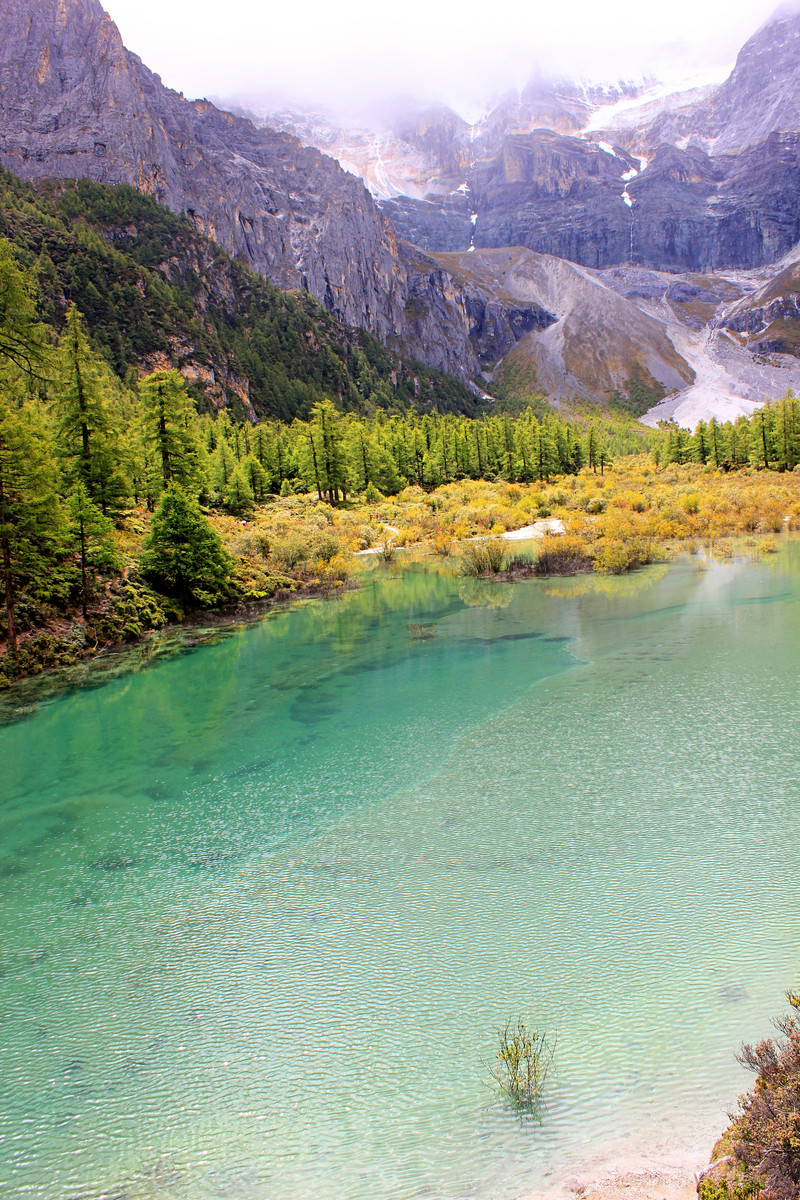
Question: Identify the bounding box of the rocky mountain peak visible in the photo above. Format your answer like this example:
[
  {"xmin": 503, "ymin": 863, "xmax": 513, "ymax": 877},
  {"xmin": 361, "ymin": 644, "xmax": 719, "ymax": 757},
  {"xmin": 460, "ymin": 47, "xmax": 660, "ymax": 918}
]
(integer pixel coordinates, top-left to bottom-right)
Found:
[
  {"xmin": 637, "ymin": 9, "xmax": 800, "ymax": 154},
  {"xmin": 0, "ymin": 0, "xmax": 424, "ymax": 348}
]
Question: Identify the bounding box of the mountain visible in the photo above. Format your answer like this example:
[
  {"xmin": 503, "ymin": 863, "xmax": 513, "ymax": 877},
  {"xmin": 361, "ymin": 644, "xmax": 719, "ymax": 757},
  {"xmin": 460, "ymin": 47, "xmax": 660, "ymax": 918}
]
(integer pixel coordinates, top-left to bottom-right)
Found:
[
  {"xmin": 634, "ymin": 11, "xmax": 800, "ymax": 155},
  {"xmin": 0, "ymin": 167, "xmax": 479, "ymax": 419},
  {"xmin": 4, "ymin": 0, "xmax": 800, "ymax": 424},
  {"xmin": 0, "ymin": 0, "xmax": 491, "ymax": 388},
  {"xmin": 250, "ymin": 15, "xmax": 800, "ymax": 278}
]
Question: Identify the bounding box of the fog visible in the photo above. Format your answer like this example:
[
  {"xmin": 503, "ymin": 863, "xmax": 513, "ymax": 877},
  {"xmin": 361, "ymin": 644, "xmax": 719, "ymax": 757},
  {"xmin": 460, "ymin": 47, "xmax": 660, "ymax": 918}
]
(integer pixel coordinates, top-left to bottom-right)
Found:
[{"xmin": 102, "ymin": 0, "xmax": 782, "ymax": 117}]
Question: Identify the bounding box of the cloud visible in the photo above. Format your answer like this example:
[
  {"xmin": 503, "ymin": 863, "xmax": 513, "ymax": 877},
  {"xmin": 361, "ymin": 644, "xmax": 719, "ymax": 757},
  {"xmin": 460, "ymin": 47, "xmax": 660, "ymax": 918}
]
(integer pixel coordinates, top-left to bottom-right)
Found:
[{"xmin": 103, "ymin": 0, "xmax": 779, "ymax": 112}]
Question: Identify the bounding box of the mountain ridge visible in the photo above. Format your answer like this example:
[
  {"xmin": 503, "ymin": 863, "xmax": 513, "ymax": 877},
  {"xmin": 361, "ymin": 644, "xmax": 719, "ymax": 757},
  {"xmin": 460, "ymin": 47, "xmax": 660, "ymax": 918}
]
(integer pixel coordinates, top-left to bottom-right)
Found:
[{"xmin": 0, "ymin": 0, "xmax": 493, "ymax": 388}]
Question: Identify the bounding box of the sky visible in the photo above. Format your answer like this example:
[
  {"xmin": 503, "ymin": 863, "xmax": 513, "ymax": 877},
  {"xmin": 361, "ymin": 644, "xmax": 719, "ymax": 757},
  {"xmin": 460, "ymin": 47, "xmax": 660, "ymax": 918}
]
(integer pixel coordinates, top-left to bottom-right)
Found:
[{"xmin": 101, "ymin": 0, "xmax": 783, "ymax": 116}]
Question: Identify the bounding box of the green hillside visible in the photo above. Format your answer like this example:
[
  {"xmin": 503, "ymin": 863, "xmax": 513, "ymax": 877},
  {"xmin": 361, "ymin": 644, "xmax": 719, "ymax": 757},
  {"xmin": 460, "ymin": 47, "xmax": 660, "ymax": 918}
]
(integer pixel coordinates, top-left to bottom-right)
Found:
[{"xmin": 0, "ymin": 168, "xmax": 478, "ymax": 420}]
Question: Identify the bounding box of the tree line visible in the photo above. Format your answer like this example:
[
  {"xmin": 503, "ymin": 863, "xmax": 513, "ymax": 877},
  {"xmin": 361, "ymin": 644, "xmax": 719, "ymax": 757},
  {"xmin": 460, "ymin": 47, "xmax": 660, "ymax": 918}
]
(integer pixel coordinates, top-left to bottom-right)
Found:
[
  {"xmin": 0, "ymin": 237, "xmax": 616, "ymax": 658},
  {"xmin": 655, "ymin": 399, "xmax": 800, "ymax": 472}
]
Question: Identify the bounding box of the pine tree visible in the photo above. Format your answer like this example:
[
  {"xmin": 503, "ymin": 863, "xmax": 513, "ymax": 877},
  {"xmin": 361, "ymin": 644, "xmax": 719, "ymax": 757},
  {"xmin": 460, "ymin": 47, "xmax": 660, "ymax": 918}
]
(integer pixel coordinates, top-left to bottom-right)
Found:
[
  {"xmin": 210, "ymin": 438, "xmax": 237, "ymax": 498},
  {"xmin": 53, "ymin": 305, "xmax": 114, "ymax": 502},
  {"xmin": 241, "ymin": 453, "xmax": 268, "ymax": 502},
  {"xmin": 140, "ymin": 484, "xmax": 231, "ymax": 608},
  {"xmin": 66, "ymin": 481, "xmax": 117, "ymax": 618},
  {"xmin": 223, "ymin": 464, "xmax": 254, "ymax": 514},
  {"xmin": 0, "ymin": 398, "xmax": 59, "ymax": 657},
  {"xmin": 750, "ymin": 405, "xmax": 776, "ymax": 470},
  {"xmin": 302, "ymin": 401, "xmax": 348, "ymax": 503},
  {"xmin": 139, "ymin": 369, "xmax": 198, "ymax": 498}
]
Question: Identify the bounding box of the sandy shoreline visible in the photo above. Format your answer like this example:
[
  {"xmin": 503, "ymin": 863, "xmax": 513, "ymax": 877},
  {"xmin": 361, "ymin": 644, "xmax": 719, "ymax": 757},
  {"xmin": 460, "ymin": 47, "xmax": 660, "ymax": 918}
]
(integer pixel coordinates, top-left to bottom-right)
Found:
[
  {"xmin": 525, "ymin": 1138, "xmax": 705, "ymax": 1200},
  {"xmin": 535, "ymin": 1163, "xmax": 697, "ymax": 1200},
  {"xmin": 525, "ymin": 1123, "xmax": 714, "ymax": 1200}
]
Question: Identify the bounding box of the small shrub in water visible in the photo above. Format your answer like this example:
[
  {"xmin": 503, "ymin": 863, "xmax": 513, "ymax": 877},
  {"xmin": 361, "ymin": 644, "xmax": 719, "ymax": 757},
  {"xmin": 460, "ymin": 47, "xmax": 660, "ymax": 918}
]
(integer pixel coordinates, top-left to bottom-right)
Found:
[
  {"xmin": 488, "ymin": 1019, "xmax": 555, "ymax": 1107},
  {"xmin": 534, "ymin": 534, "xmax": 593, "ymax": 576},
  {"xmin": 408, "ymin": 623, "xmax": 436, "ymax": 640},
  {"xmin": 459, "ymin": 539, "xmax": 507, "ymax": 576}
]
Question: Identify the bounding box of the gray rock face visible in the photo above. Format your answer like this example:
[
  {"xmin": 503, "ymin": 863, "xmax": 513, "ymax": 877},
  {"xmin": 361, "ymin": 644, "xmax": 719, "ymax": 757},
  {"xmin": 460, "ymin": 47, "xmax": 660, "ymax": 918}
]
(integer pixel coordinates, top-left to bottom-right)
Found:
[
  {"xmin": 0, "ymin": 0, "xmax": 412, "ymax": 342},
  {"xmin": 463, "ymin": 294, "xmax": 556, "ymax": 365},
  {"xmin": 394, "ymin": 243, "xmax": 482, "ymax": 379},
  {"xmin": 380, "ymin": 195, "xmax": 473, "ymax": 254},
  {"xmin": 399, "ymin": 243, "xmax": 556, "ymax": 370},
  {"xmin": 383, "ymin": 130, "xmax": 800, "ymax": 273},
  {"xmin": 640, "ymin": 12, "xmax": 800, "ymax": 155}
]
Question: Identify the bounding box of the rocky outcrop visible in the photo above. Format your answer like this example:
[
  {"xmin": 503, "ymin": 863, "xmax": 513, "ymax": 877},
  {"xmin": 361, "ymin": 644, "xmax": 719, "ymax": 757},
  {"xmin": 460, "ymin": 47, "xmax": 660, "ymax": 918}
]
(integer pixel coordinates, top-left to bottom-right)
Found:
[
  {"xmin": 430, "ymin": 247, "xmax": 694, "ymax": 403},
  {"xmin": 716, "ymin": 260, "xmax": 800, "ymax": 356},
  {"xmin": 394, "ymin": 243, "xmax": 481, "ymax": 378},
  {"xmin": 462, "ymin": 293, "xmax": 555, "ymax": 365}
]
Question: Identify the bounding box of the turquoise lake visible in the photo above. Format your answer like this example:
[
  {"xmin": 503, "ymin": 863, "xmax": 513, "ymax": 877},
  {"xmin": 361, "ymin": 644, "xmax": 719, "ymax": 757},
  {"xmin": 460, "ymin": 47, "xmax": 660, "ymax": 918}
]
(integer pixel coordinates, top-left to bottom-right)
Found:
[{"xmin": 1, "ymin": 544, "xmax": 799, "ymax": 1200}]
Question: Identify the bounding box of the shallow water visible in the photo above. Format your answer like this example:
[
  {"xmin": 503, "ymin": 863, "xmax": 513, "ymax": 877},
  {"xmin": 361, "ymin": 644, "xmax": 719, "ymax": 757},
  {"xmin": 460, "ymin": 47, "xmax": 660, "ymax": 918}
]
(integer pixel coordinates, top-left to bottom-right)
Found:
[{"xmin": 1, "ymin": 545, "xmax": 799, "ymax": 1200}]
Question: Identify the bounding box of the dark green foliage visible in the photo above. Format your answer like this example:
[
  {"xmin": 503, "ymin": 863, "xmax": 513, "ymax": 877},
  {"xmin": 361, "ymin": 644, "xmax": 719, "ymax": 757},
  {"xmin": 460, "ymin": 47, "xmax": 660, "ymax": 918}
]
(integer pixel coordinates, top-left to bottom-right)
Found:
[
  {"xmin": 138, "ymin": 369, "xmax": 198, "ymax": 498},
  {"xmin": 619, "ymin": 364, "xmax": 666, "ymax": 416},
  {"xmin": 53, "ymin": 304, "xmax": 124, "ymax": 509},
  {"xmin": 0, "ymin": 169, "xmax": 477, "ymax": 420},
  {"xmin": 140, "ymin": 484, "xmax": 232, "ymax": 608}
]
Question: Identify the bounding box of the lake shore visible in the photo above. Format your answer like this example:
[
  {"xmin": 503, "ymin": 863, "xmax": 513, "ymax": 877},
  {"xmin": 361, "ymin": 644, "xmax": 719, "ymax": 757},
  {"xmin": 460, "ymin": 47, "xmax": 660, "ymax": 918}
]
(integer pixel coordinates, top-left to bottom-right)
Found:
[
  {"xmin": 548, "ymin": 1163, "xmax": 697, "ymax": 1200},
  {"xmin": 532, "ymin": 1138, "xmax": 706, "ymax": 1200},
  {"xmin": 0, "ymin": 575, "xmax": 358, "ymax": 718}
]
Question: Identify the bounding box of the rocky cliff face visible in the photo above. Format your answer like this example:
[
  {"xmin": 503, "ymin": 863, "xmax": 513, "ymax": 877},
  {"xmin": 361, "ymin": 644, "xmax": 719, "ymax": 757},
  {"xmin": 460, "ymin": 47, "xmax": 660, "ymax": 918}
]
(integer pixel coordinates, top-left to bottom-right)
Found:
[
  {"xmin": 637, "ymin": 12, "xmax": 800, "ymax": 155},
  {"xmin": 383, "ymin": 129, "xmax": 800, "ymax": 272},
  {"xmin": 0, "ymin": 0, "xmax": 414, "ymax": 343}
]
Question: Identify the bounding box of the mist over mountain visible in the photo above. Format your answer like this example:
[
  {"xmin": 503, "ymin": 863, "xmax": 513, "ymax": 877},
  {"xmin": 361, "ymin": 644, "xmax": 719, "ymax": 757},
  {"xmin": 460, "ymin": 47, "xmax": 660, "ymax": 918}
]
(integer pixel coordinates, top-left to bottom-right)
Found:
[{"xmin": 101, "ymin": 0, "xmax": 778, "ymax": 120}]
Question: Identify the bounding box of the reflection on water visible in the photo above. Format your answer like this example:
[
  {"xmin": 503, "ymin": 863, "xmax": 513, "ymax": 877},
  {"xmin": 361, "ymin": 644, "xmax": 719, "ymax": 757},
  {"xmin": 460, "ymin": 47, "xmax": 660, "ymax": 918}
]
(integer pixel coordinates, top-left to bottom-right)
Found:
[{"xmin": 1, "ymin": 546, "xmax": 800, "ymax": 1200}]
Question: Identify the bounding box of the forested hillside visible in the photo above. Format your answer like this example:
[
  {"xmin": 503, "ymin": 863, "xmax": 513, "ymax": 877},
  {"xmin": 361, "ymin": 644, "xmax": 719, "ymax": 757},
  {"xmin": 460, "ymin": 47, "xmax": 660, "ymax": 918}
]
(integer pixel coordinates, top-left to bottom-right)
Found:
[{"xmin": 0, "ymin": 169, "xmax": 477, "ymax": 420}]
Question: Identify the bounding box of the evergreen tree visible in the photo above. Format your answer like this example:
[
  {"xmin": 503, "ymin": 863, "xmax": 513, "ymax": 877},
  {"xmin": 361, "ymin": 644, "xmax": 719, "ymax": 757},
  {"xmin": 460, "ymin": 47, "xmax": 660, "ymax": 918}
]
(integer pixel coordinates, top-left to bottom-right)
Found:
[
  {"xmin": 210, "ymin": 438, "xmax": 237, "ymax": 497},
  {"xmin": 750, "ymin": 405, "xmax": 776, "ymax": 470},
  {"xmin": 302, "ymin": 400, "xmax": 348, "ymax": 503},
  {"xmin": 223, "ymin": 464, "xmax": 255, "ymax": 515},
  {"xmin": 241, "ymin": 453, "xmax": 269, "ymax": 502},
  {"xmin": 140, "ymin": 483, "xmax": 231, "ymax": 607},
  {"xmin": 66, "ymin": 481, "xmax": 117, "ymax": 617},
  {"xmin": 139, "ymin": 369, "xmax": 197, "ymax": 498},
  {"xmin": 53, "ymin": 305, "xmax": 114, "ymax": 502},
  {"xmin": 0, "ymin": 397, "xmax": 59, "ymax": 656}
]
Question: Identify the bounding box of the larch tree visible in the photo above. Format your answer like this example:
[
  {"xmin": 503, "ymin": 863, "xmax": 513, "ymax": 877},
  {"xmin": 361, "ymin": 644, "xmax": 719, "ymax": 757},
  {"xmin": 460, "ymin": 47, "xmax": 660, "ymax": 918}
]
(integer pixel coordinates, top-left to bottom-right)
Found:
[
  {"xmin": 139, "ymin": 369, "xmax": 198, "ymax": 500},
  {"xmin": 0, "ymin": 398, "xmax": 59, "ymax": 657}
]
